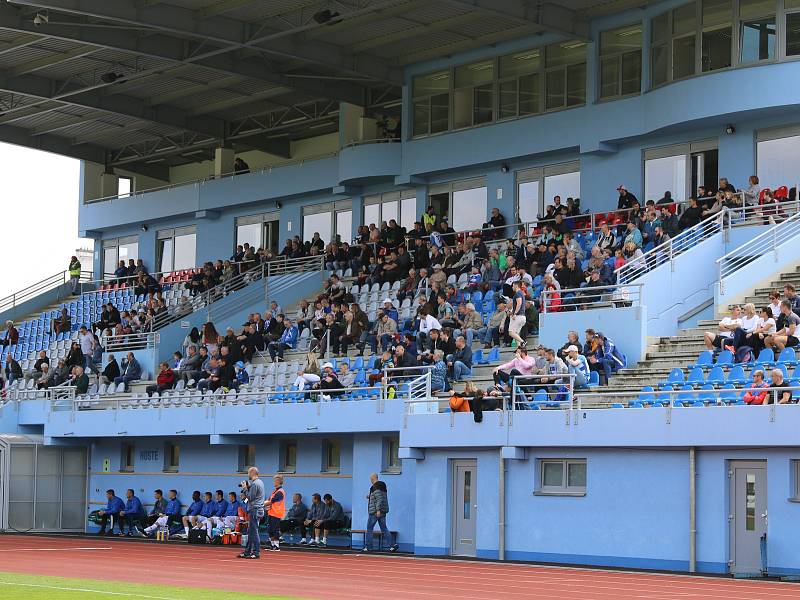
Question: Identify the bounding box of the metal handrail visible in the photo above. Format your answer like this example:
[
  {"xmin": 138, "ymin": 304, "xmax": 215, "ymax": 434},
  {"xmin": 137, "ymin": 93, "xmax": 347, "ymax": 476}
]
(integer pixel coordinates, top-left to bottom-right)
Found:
[
  {"xmin": 103, "ymin": 332, "xmax": 159, "ymax": 352},
  {"xmin": 148, "ymin": 254, "xmax": 325, "ymax": 332},
  {"xmin": 0, "ymin": 269, "xmax": 92, "ymax": 315},
  {"xmin": 716, "ymin": 211, "xmax": 800, "ymax": 294},
  {"xmin": 343, "ymin": 138, "xmax": 401, "ymax": 148},
  {"xmin": 84, "ymin": 152, "xmax": 340, "ymax": 205},
  {"xmin": 541, "ymin": 283, "xmax": 643, "ymax": 313}
]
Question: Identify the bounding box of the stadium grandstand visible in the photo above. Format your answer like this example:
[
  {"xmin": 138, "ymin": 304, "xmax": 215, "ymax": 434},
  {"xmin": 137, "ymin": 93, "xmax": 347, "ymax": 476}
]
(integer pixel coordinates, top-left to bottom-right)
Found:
[{"xmin": 2, "ymin": 0, "xmax": 800, "ymax": 596}]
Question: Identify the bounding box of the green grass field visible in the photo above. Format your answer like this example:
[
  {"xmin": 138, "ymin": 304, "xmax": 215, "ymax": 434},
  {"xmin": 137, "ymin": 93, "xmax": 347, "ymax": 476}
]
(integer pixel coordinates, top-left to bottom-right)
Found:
[{"xmin": 0, "ymin": 571, "xmax": 299, "ymax": 600}]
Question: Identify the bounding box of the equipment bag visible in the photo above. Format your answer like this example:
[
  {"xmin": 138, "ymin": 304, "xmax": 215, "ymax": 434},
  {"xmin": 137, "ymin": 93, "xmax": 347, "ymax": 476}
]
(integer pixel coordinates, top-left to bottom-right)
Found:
[{"xmin": 188, "ymin": 528, "xmax": 207, "ymax": 544}]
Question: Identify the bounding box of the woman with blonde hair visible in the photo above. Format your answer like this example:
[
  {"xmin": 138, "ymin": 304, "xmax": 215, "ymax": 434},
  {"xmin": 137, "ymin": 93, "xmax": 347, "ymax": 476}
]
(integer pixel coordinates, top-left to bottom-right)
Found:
[{"xmin": 292, "ymin": 351, "xmax": 321, "ymax": 391}]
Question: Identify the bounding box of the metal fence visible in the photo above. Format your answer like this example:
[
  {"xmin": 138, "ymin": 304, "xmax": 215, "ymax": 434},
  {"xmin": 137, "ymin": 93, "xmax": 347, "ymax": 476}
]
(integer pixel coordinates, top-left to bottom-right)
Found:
[
  {"xmin": 541, "ymin": 283, "xmax": 642, "ymax": 313},
  {"xmin": 717, "ymin": 210, "xmax": 800, "ymax": 294},
  {"xmin": 0, "ymin": 269, "xmax": 92, "ymax": 315},
  {"xmin": 103, "ymin": 332, "xmax": 159, "ymax": 352}
]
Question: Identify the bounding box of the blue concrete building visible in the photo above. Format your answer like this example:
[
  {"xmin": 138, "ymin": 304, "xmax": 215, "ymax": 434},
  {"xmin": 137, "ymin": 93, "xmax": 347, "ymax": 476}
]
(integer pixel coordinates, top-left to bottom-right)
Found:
[{"xmin": 1, "ymin": 0, "xmax": 800, "ymax": 579}]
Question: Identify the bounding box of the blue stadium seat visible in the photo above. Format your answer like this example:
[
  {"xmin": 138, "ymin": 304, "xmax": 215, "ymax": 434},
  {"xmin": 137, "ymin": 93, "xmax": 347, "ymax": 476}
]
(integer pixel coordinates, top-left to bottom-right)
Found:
[
  {"xmin": 706, "ymin": 366, "xmax": 725, "ymax": 387},
  {"xmin": 754, "ymin": 348, "xmax": 775, "ymax": 369},
  {"xmin": 586, "ymin": 371, "xmax": 600, "ymax": 388},
  {"xmin": 661, "ymin": 367, "xmax": 685, "ymax": 389},
  {"xmin": 777, "ymin": 347, "xmax": 798, "ymax": 367},
  {"xmin": 726, "ymin": 365, "xmax": 748, "ymax": 386},
  {"xmin": 714, "ymin": 350, "xmax": 734, "ymax": 367},
  {"xmin": 688, "ymin": 350, "xmax": 713, "ymax": 370},
  {"xmin": 687, "ymin": 367, "xmax": 705, "ymax": 387}
]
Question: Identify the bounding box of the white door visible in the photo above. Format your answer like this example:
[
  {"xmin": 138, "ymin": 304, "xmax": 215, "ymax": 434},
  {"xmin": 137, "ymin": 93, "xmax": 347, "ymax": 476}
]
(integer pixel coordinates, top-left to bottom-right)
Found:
[{"xmin": 451, "ymin": 459, "xmax": 477, "ymax": 557}]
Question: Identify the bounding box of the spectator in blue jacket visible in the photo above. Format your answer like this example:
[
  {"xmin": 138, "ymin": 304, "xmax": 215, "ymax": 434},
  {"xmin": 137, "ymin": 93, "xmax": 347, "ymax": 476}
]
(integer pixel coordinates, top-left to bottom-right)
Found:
[
  {"xmin": 233, "ymin": 361, "xmax": 249, "ymax": 390},
  {"xmin": 209, "ymin": 489, "xmax": 230, "ymax": 532},
  {"xmin": 179, "ymin": 490, "xmax": 204, "ymax": 538},
  {"xmin": 430, "ymin": 350, "xmax": 448, "ymax": 393},
  {"xmin": 144, "ymin": 489, "xmax": 182, "ymax": 537},
  {"xmin": 120, "ymin": 488, "xmax": 145, "ymax": 536},
  {"xmin": 97, "ymin": 489, "xmax": 125, "ymax": 536},
  {"xmin": 268, "ymin": 319, "xmax": 299, "ymax": 362},
  {"xmin": 587, "ymin": 332, "xmax": 626, "ymax": 385},
  {"xmin": 113, "ymin": 352, "xmax": 141, "ymax": 392}
]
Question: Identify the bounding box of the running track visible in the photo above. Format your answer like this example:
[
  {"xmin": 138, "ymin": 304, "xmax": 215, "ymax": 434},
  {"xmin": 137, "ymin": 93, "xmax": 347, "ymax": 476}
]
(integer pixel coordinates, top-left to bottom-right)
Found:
[{"xmin": 1, "ymin": 535, "xmax": 799, "ymax": 600}]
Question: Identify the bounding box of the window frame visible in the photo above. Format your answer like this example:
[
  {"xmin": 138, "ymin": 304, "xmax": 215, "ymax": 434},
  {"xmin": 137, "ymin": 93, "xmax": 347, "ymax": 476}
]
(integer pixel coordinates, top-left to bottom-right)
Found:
[
  {"xmin": 237, "ymin": 444, "xmax": 256, "ymax": 473},
  {"xmin": 791, "ymin": 459, "xmax": 800, "ymax": 501},
  {"xmin": 362, "ymin": 190, "xmax": 418, "ymax": 231},
  {"xmin": 163, "ymin": 442, "xmax": 180, "ymax": 473},
  {"xmin": 301, "ymin": 201, "xmax": 352, "ymax": 245},
  {"xmin": 235, "ymin": 212, "xmax": 280, "ymax": 254},
  {"xmin": 279, "ymin": 440, "xmax": 297, "ymax": 474},
  {"xmin": 321, "ymin": 439, "xmax": 341, "ymax": 474},
  {"xmin": 642, "ymin": 139, "xmax": 717, "ymax": 203},
  {"xmin": 535, "ymin": 458, "xmax": 587, "ymax": 496},
  {"xmin": 156, "ymin": 226, "xmax": 197, "ymax": 273},
  {"xmin": 599, "ymin": 24, "xmax": 644, "ymax": 101},
  {"xmin": 102, "ymin": 236, "xmax": 139, "ymax": 278},
  {"xmin": 382, "ymin": 436, "xmax": 402, "ymax": 474},
  {"xmin": 117, "ymin": 176, "xmax": 133, "ymax": 198},
  {"xmin": 120, "ymin": 443, "xmax": 135, "ymax": 473},
  {"xmin": 515, "ymin": 161, "xmax": 581, "ymax": 224}
]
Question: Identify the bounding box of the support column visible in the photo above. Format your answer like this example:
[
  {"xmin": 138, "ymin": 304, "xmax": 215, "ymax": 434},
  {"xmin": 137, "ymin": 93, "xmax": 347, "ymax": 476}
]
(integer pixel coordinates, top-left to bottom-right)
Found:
[{"xmin": 214, "ymin": 147, "xmax": 235, "ymax": 178}]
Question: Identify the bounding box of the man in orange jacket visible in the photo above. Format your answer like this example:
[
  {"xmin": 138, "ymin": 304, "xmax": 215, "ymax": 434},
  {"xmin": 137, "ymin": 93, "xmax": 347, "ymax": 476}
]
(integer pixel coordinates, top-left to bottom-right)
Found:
[{"xmin": 264, "ymin": 475, "xmax": 286, "ymax": 552}]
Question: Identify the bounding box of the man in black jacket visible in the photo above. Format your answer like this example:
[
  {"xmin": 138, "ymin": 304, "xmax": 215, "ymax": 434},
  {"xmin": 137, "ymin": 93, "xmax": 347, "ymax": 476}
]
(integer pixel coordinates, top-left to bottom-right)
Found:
[
  {"xmin": 317, "ymin": 362, "xmax": 344, "ymax": 400},
  {"xmin": 678, "ymin": 196, "xmax": 704, "ymax": 230},
  {"xmin": 100, "ymin": 354, "xmax": 121, "ymax": 385},
  {"xmin": 617, "ymin": 185, "xmax": 638, "ymax": 210}
]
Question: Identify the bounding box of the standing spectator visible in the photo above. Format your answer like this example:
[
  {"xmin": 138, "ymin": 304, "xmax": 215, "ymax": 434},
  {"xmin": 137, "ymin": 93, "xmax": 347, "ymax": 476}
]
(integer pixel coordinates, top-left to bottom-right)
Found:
[
  {"xmin": 4, "ymin": 354, "xmax": 22, "ymax": 385},
  {"xmin": 362, "ymin": 473, "xmax": 398, "ymax": 552},
  {"xmin": 616, "ymin": 185, "xmax": 638, "ymax": 210},
  {"xmin": 78, "ymin": 326, "xmax": 96, "ymax": 372},
  {"xmin": 238, "ymin": 467, "xmax": 265, "ymax": 559},
  {"xmin": 430, "ymin": 350, "xmax": 448, "ymax": 393},
  {"xmin": 1, "ymin": 320, "xmax": 19, "ymax": 347},
  {"xmin": 264, "ymin": 475, "xmax": 286, "ymax": 552},
  {"xmin": 678, "ymin": 197, "xmax": 703, "ymax": 230},
  {"xmin": 485, "ymin": 207, "xmax": 506, "ymax": 240},
  {"xmin": 68, "ymin": 255, "xmax": 82, "ymax": 295},
  {"xmin": 507, "ymin": 280, "xmax": 527, "ymax": 349},
  {"xmin": 744, "ymin": 175, "xmax": 760, "ymax": 206}
]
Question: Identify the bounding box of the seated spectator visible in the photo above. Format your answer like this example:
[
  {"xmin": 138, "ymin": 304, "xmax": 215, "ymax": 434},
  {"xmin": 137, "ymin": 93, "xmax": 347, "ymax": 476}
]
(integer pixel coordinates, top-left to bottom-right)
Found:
[
  {"xmin": 24, "ymin": 350, "xmax": 49, "ymax": 382},
  {"xmin": 177, "ymin": 345, "xmax": 203, "ymax": 384},
  {"xmin": 586, "ymin": 331, "xmax": 626, "ymax": 385},
  {"xmin": 113, "ymin": 352, "xmax": 142, "ymax": 391},
  {"xmin": 493, "ymin": 347, "xmax": 536, "ymax": 386},
  {"xmin": 35, "ymin": 363, "xmax": 52, "ymax": 389},
  {"xmin": 280, "ymin": 493, "xmax": 309, "ymax": 544},
  {"xmin": 557, "ymin": 331, "xmax": 581, "ymax": 360},
  {"xmin": 146, "ymin": 362, "xmax": 175, "ymax": 397},
  {"xmin": 564, "ymin": 345, "xmax": 590, "ymax": 389},
  {"xmin": 69, "ymin": 365, "xmax": 89, "ymax": 394},
  {"xmin": 119, "ymin": 488, "xmax": 146, "ymax": 536},
  {"xmin": 769, "ymin": 368, "xmax": 794, "ymax": 404},
  {"xmin": 292, "ymin": 352, "xmax": 321, "ymax": 391},
  {"xmin": 301, "ymin": 493, "xmax": 326, "ymax": 546},
  {"xmin": 731, "ymin": 303, "xmax": 760, "ymax": 351},
  {"xmin": 50, "ymin": 308, "xmax": 72, "ymax": 335},
  {"xmin": 44, "ymin": 358, "xmax": 68, "ymax": 388},
  {"xmin": 233, "ymin": 361, "xmax": 249, "ymax": 390},
  {"xmin": 96, "ymin": 489, "xmax": 125, "ymax": 536},
  {"xmin": 430, "ymin": 350, "xmax": 448, "ymax": 393},
  {"xmin": 768, "ymin": 291, "xmax": 782, "ymax": 318},
  {"xmin": 453, "ymin": 303, "xmax": 485, "ymax": 349},
  {"xmin": 743, "ymin": 369, "xmax": 770, "ymax": 405},
  {"xmin": 213, "ymin": 491, "xmax": 240, "ymax": 532},
  {"xmin": 145, "ymin": 489, "xmax": 168, "ymax": 529},
  {"xmin": 268, "ymin": 319, "xmax": 299, "ymax": 363},
  {"xmin": 447, "ymin": 335, "xmax": 473, "ymax": 383},
  {"xmin": 703, "ymin": 305, "xmax": 742, "ymax": 351},
  {"xmin": 678, "ymin": 196, "xmax": 703, "ymax": 230},
  {"xmin": 316, "ymin": 362, "xmax": 344, "ymax": 401},
  {"xmin": 482, "ymin": 301, "xmax": 507, "ymax": 349},
  {"xmin": 765, "ymin": 300, "xmax": 800, "ymax": 352},
  {"xmin": 623, "ymin": 222, "xmax": 643, "ymax": 248},
  {"xmin": 144, "ymin": 489, "xmax": 182, "ymax": 537},
  {"xmin": 784, "ymin": 283, "xmax": 800, "ymax": 313},
  {"xmin": 312, "ymin": 493, "xmax": 345, "ymax": 548}
]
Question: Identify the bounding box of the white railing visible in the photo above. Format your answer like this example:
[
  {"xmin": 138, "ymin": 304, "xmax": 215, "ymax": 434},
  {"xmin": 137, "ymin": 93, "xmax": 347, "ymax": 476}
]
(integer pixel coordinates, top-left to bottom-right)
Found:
[
  {"xmin": 103, "ymin": 332, "xmax": 159, "ymax": 352},
  {"xmin": 541, "ymin": 283, "xmax": 642, "ymax": 313},
  {"xmin": 716, "ymin": 211, "xmax": 800, "ymax": 294},
  {"xmin": 0, "ymin": 269, "xmax": 92, "ymax": 315}
]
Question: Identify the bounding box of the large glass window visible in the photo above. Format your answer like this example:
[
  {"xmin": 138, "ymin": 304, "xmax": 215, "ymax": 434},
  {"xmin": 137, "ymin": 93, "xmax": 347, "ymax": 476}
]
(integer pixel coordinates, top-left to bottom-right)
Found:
[
  {"xmin": 757, "ymin": 131, "xmax": 800, "ymax": 190},
  {"xmin": 157, "ymin": 227, "xmax": 196, "ymax": 272},
  {"xmin": 645, "ymin": 155, "xmax": 687, "ymax": 204},
  {"xmin": 412, "ymin": 71, "xmax": 450, "ymax": 136},
  {"xmin": 516, "ymin": 162, "xmax": 580, "ymax": 225},
  {"xmin": 301, "ymin": 201, "xmax": 351, "ymax": 245},
  {"xmin": 235, "ymin": 213, "xmax": 280, "ymax": 254},
  {"xmin": 302, "ymin": 211, "xmax": 332, "ymax": 246},
  {"xmin": 545, "ymin": 41, "xmax": 587, "ymax": 110},
  {"xmin": 599, "ymin": 25, "xmax": 643, "ymax": 100},
  {"xmin": 498, "ymin": 49, "xmax": 541, "ymax": 119},
  {"xmin": 787, "ymin": 7, "xmax": 800, "ymax": 56},
  {"xmin": 701, "ymin": 0, "xmax": 732, "ymax": 72},
  {"xmin": 363, "ymin": 191, "xmax": 417, "ymax": 231},
  {"xmin": 102, "ymin": 236, "xmax": 139, "ymax": 277},
  {"xmin": 645, "ymin": 141, "xmax": 718, "ymax": 203},
  {"xmin": 336, "ymin": 210, "xmax": 352, "ymax": 244},
  {"xmin": 452, "ymin": 186, "xmax": 488, "ymax": 232},
  {"xmin": 453, "ymin": 60, "xmax": 494, "ymax": 129},
  {"xmin": 740, "ymin": 0, "xmax": 776, "ymax": 64}
]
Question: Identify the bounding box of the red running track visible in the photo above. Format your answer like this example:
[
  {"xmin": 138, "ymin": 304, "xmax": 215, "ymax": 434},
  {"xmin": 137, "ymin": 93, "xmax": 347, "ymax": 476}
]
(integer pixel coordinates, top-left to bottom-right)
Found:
[{"xmin": 1, "ymin": 535, "xmax": 800, "ymax": 600}]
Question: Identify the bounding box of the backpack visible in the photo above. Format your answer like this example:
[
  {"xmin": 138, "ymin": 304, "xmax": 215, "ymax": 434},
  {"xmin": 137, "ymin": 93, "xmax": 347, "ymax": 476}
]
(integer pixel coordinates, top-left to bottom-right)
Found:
[{"xmin": 188, "ymin": 528, "xmax": 207, "ymax": 544}]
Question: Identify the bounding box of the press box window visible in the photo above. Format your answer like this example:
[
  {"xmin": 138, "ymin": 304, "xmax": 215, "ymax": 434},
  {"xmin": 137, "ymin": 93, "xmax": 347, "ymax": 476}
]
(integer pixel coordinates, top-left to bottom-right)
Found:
[
  {"xmin": 238, "ymin": 444, "xmax": 256, "ymax": 473},
  {"xmin": 537, "ymin": 459, "xmax": 586, "ymax": 495},
  {"xmin": 382, "ymin": 437, "xmax": 401, "ymax": 474},
  {"xmin": 279, "ymin": 440, "xmax": 297, "ymax": 474},
  {"xmin": 163, "ymin": 442, "xmax": 180, "ymax": 472},
  {"xmin": 322, "ymin": 439, "xmax": 340, "ymax": 473},
  {"xmin": 599, "ymin": 25, "xmax": 642, "ymax": 100},
  {"xmin": 120, "ymin": 443, "xmax": 135, "ymax": 473}
]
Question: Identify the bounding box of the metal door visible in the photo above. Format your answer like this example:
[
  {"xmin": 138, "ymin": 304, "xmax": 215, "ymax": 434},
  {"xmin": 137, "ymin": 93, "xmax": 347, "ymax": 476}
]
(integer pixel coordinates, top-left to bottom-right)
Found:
[
  {"xmin": 451, "ymin": 460, "xmax": 477, "ymax": 557},
  {"xmin": 729, "ymin": 461, "xmax": 767, "ymax": 575}
]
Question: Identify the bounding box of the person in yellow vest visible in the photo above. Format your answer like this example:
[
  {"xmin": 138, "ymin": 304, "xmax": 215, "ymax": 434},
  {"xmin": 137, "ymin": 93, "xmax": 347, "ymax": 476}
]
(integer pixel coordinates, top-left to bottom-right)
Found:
[
  {"xmin": 264, "ymin": 474, "xmax": 286, "ymax": 552},
  {"xmin": 68, "ymin": 255, "xmax": 82, "ymax": 295}
]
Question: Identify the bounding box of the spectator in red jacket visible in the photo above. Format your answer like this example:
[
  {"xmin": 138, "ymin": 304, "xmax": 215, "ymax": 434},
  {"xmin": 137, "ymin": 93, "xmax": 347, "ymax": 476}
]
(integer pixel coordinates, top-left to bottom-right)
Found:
[
  {"xmin": 145, "ymin": 362, "xmax": 175, "ymax": 397},
  {"xmin": 743, "ymin": 370, "xmax": 769, "ymax": 405}
]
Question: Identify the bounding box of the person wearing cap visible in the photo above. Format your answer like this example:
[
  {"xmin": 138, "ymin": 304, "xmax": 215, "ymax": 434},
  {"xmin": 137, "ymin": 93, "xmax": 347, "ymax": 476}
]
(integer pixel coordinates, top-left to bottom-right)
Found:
[
  {"xmin": 381, "ymin": 298, "xmax": 399, "ymax": 323},
  {"xmin": 617, "ymin": 185, "xmax": 638, "ymax": 211},
  {"xmin": 316, "ymin": 362, "xmax": 344, "ymax": 401},
  {"xmin": 145, "ymin": 361, "xmax": 175, "ymax": 397},
  {"xmin": 233, "ymin": 361, "xmax": 249, "ymax": 389},
  {"xmin": 564, "ymin": 345, "xmax": 590, "ymax": 389}
]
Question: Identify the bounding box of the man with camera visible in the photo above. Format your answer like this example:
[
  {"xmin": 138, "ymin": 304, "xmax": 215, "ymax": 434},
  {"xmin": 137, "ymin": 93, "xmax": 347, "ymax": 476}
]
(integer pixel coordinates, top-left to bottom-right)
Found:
[{"xmin": 238, "ymin": 466, "xmax": 265, "ymax": 559}]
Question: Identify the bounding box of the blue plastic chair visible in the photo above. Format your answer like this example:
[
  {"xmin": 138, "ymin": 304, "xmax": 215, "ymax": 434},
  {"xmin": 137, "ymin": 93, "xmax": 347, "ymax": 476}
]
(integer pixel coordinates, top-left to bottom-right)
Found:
[
  {"xmin": 726, "ymin": 364, "xmax": 748, "ymax": 386},
  {"xmin": 687, "ymin": 367, "xmax": 705, "ymax": 387},
  {"xmin": 486, "ymin": 347, "xmax": 500, "ymax": 363},
  {"xmin": 586, "ymin": 371, "xmax": 600, "ymax": 388},
  {"xmin": 706, "ymin": 366, "xmax": 725, "ymax": 387},
  {"xmin": 638, "ymin": 385, "xmax": 655, "ymax": 405},
  {"xmin": 698, "ymin": 384, "xmax": 716, "ymax": 403},
  {"xmin": 472, "ymin": 349, "xmax": 486, "ymax": 366},
  {"xmin": 754, "ymin": 348, "xmax": 775, "ymax": 370},
  {"xmin": 714, "ymin": 350, "xmax": 734, "ymax": 367},
  {"xmin": 777, "ymin": 347, "xmax": 798, "ymax": 367},
  {"xmin": 688, "ymin": 350, "xmax": 713, "ymax": 370},
  {"xmin": 720, "ymin": 384, "xmax": 738, "ymax": 404},
  {"xmin": 661, "ymin": 368, "xmax": 685, "ymax": 389}
]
